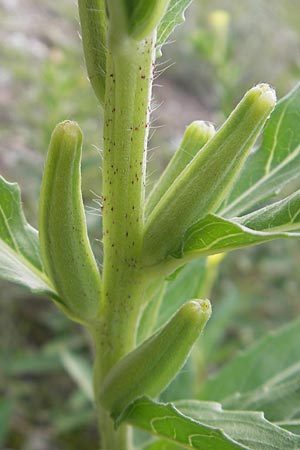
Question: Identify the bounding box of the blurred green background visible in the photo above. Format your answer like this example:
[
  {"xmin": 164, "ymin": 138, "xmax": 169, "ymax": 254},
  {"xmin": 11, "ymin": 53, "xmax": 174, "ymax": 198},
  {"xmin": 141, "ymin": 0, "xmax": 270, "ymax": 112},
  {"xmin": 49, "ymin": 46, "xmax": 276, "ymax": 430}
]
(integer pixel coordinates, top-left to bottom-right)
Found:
[{"xmin": 1, "ymin": 0, "xmax": 300, "ymax": 448}]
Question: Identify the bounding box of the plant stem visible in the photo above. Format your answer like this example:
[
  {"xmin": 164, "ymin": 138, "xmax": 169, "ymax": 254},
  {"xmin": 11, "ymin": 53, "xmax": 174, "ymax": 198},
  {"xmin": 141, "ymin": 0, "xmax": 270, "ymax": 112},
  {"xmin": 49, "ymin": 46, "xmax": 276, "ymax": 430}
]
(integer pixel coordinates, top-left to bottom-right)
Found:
[{"xmin": 93, "ymin": 34, "xmax": 155, "ymax": 449}]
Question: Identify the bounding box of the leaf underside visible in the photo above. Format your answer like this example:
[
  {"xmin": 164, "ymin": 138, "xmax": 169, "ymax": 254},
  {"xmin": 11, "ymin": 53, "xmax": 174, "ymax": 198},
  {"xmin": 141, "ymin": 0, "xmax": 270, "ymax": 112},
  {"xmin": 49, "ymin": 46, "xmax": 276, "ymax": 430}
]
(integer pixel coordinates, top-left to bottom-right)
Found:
[
  {"xmin": 118, "ymin": 396, "xmax": 300, "ymax": 450},
  {"xmin": 201, "ymin": 319, "xmax": 300, "ymax": 423}
]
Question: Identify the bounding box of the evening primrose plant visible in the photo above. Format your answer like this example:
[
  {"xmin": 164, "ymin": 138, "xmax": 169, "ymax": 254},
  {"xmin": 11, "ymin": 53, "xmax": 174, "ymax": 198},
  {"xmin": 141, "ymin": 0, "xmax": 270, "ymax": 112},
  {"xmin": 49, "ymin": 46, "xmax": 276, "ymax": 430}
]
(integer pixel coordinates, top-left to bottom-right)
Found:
[{"xmin": 2, "ymin": 1, "xmax": 300, "ymax": 449}]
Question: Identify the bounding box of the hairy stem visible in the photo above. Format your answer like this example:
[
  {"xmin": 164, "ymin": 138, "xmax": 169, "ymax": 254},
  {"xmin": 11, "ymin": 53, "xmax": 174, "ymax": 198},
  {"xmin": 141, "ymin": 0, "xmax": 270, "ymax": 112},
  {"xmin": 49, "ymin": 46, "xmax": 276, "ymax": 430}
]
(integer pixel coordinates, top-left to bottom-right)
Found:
[{"xmin": 93, "ymin": 34, "xmax": 155, "ymax": 449}]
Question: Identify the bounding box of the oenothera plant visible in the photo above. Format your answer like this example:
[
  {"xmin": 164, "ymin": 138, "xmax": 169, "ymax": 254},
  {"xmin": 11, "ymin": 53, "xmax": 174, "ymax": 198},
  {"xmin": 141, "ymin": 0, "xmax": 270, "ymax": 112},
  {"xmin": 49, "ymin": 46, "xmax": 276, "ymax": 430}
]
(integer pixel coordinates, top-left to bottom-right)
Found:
[{"xmin": 2, "ymin": 1, "xmax": 300, "ymax": 449}]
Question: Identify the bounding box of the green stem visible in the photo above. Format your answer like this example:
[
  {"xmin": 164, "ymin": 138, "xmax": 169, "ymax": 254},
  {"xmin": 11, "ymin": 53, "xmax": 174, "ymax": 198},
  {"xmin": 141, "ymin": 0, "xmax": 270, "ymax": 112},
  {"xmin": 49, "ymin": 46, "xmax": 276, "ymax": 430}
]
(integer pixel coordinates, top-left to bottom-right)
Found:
[{"xmin": 92, "ymin": 34, "xmax": 156, "ymax": 449}]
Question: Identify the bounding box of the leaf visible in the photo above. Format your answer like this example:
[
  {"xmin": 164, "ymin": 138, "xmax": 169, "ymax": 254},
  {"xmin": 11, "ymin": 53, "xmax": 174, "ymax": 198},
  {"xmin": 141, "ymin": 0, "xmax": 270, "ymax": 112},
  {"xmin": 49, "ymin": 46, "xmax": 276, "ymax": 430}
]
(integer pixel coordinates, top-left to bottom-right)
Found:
[
  {"xmin": 220, "ymin": 84, "xmax": 300, "ymax": 217},
  {"xmin": 178, "ymin": 212, "xmax": 300, "ymax": 261},
  {"xmin": 119, "ymin": 397, "xmax": 247, "ymax": 449},
  {"xmin": 200, "ymin": 319, "xmax": 300, "ymax": 407},
  {"xmin": 144, "ymin": 441, "xmax": 183, "ymax": 450},
  {"xmin": 0, "ymin": 176, "xmax": 56, "ymax": 296},
  {"xmin": 119, "ymin": 396, "xmax": 300, "ymax": 449},
  {"xmin": 135, "ymin": 428, "xmax": 156, "ymax": 450},
  {"xmin": 175, "ymin": 399, "xmax": 300, "ymax": 449},
  {"xmin": 160, "ymin": 357, "xmax": 194, "ymax": 402},
  {"xmin": 157, "ymin": 0, "xmax": 193, "ymax": 55},
  {"xmin": 277, "ymin": 420, "xmax": 300, "ymax": 435},
  {"xmin": 221, "ymin": 362, "xmax": 300, "ymax": 422},
  {"xmin": 235, "ymin": 189, "xmax": 300, "ymax": 232}
]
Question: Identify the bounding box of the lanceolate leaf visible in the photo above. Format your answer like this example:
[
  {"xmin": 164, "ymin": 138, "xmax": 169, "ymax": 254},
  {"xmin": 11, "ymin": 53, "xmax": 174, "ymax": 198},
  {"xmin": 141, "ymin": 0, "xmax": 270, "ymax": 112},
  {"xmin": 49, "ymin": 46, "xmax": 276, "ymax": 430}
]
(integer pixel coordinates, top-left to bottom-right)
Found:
[
  {"xmin": 200, "ymin": 319, "xmax": 300, "ymax": 408},
  {"xmin": 277, "ymin": 420, "xmax": 300, "ymax": 435},
  {"xmin": 221, "ymin": 362, "xmax": 300, "ymax": 422},
  {"xmin": 0, "ymin": 176, "xmax": 56, "ymax": 296},
  {"xmin": 235, "ymin": 189, "xmax": 300, "ymax": 232},
  {"xmin": 157, "ymin": 0, "xmax": 193, "ymax": 55},
  {"xmin": 176, "ymin": 213, "xmax": 300, "ymax": 261},
  {"xmin": 220, "ymin": 83, "xmax": 300, "ymax": 217},
  {"xmin": 119, "ymin": 396, "xmax": 300, "ymax": 449},
  {"xmin": 175, "ymin": 400, "xmax": 300, "ymax": 449},
  {"xmin": 119, "ymin": 397, "xmax": 246, "ymax": 449}
]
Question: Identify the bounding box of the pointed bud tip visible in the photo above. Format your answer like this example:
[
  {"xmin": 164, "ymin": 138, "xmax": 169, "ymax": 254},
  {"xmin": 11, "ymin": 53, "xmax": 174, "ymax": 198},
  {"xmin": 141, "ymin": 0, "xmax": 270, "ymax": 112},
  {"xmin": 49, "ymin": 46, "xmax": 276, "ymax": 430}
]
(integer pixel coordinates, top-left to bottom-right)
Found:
[
  {"xmin": 54, "ymin": 120, "xmax": 81, "ymax": 136},
  {"xmin": 184, "ymin": 299, "xmax": 212, "ymax": 325},
  {"xmin": 252, "ymin": 83, "xmax": 277, "ymax": 108},
  {"xmin": 52, "ymin": 121, "xmax": 82, "ymax": 150},
  {"xmin": 190, "ymin": 120, "xmax": 216, "ymax": 138},
  {"xmin": 191, "ymin": 298, "xmax": 212, "ymax": 314}
]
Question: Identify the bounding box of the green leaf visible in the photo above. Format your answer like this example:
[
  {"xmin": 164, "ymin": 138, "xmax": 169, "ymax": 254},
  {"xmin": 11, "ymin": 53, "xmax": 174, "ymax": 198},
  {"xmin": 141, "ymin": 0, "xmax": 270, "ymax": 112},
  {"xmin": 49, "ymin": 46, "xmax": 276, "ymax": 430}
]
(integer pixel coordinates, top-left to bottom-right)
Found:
[
  {"xmin": 277, "ymin": 420, "xmax": 300, "ymax": 435},
  {"xmin": 221, "ymin": 362, "xmax": 300, "ymax": 422},
  {"xmin": 178, "ymin": 212, "xmax": 300, "ymax": 261},
  {"xmin": 201, "ymin": 320, "xmax": 300, "ymax": 421},
  {"xmin": 157, "ymin": 0, "xmax": 193, "ymax": 56},
  {"xmin": 175, "ymin": 399, "xmax": 300, "ymax": 449},
  {"xmin": 119, "ymin": 397, "xmax": 246, "ymax": 449},
  {"xmin": 144, "ymin": 441, "xmax": 183, "ymax": 450},
  {"xmin": 235, "ymin": 189, "xmax": 300, "ymax": 232},
  {"xmin": 0, "ymin": 176, "xmax": 56, "ymax": 296},
  {"xmin": 119, "ymin": 396, "xmax": 300, "ymax": 449},
  {"xmin": 220, "ymin": 84, "xmax": 300, "ymax": 217}
]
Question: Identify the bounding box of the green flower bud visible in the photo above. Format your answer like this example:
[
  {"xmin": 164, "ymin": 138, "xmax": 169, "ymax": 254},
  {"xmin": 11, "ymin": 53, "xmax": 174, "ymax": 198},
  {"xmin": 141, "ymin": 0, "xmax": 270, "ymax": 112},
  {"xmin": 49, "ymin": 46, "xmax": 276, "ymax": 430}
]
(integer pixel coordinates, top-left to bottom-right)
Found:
[
  {"xmin": 142, "ymin": 84, "xmax": 277, "ymax": 265},
  {"xmin": 39, "ymin": 121, "xmax": 101, "ymax": 324},
  {"xmin": 78, "ymin": 0, "xmax": 107, "ymax": 105},
  {"xmin": 126, "ymin": 0, "xmax": 170, "ymax": 41},
  {"xmin": 146, "ymin": 120, "xmax": 216, "ymax": 218},
  {"xmin": 99, "ymin": 299, "xmax": 211, "ymax": 419},
  {"xmin": 106, "ymin": 0, "xmax": 170, "ymax": 44}
]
